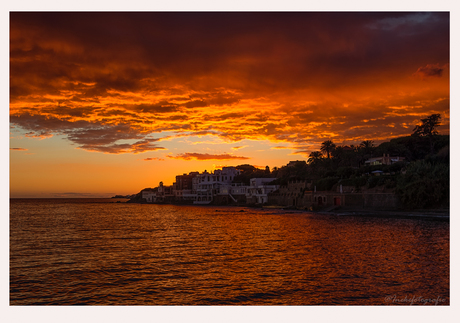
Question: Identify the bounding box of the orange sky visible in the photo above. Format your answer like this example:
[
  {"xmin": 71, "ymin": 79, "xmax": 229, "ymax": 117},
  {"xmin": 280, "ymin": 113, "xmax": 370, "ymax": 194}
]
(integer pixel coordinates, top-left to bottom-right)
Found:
[{"xmin": 9, "ymin": 12, "xmax": 450, "ymax": 198}]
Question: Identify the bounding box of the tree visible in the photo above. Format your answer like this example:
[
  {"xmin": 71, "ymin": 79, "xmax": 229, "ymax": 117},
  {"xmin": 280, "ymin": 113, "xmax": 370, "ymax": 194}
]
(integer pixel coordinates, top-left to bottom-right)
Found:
[
  {"xmin": 412, "ymin": 114, "xmax": 441, "ymax": 155},
  {"xmin": 356, "ymin": 140, "xmax": 375, "ymax": 167},
  {"xmin": 331, "ymin": 145, "xmax": 345, "ymax": 166},
  {"xmin": 320, "ymin": 140, "xmax": 336, "ymax": 159},
  {"xmin": 359, "ymin": 140, "xmax": 375, "ymax": 155},
  {"xmin": 412, "ymin": 114, "xmax": 441, "ymax": 137},
  {"xmin": 307, "ymin": 151, "xmax": 323, "ymax": 164},
  {"xmin": 396, "ymin": 159, "xmax": 449, "ymax": 208},
  {"xmin": 235, "ymin": 164, "xmax": 257, "ymax": 173}
]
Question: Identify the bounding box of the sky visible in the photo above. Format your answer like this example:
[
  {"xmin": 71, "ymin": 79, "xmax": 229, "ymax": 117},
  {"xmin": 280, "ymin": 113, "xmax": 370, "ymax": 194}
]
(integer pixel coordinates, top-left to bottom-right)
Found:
[{"xmin": 9, "ymin": 11, "xmax": 450, "ymax": 198}]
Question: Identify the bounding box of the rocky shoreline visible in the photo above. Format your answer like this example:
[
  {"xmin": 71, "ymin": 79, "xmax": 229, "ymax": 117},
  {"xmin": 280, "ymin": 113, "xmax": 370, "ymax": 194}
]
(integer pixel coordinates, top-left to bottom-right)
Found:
[
  {"xmin": 300, "ymin": 205, "xmax": 449, "ymax": 220},
  {"xmin": 124, "ymin": 197, "xmax": 449, "ymax": 220}
]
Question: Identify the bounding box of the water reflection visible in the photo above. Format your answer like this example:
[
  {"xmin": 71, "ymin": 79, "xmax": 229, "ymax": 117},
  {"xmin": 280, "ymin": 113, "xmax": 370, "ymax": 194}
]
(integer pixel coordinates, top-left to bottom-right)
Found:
[{"xmin": 10, "ymin": 200, "xmax": 449, "ymax": 305}]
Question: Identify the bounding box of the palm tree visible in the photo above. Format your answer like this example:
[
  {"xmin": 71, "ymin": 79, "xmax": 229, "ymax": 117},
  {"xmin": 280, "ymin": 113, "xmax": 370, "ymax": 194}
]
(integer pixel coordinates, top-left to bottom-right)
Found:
[
  {"xmin": 412, "ymin": 114, "xmax": 441, "ymax": 155},
  {"xmin": 320, "ymin": 140, "xmax": 336, "ymax": 159},
  {"xmin": 331, "ymin": 145, "xmax": 344, "ymax": 164},
  {"xmin": 307, "ymin": 151, "xmax": 323, "ymax": 164},
  {"xmin": 359, "ymin": 140, "xmax": 375, "ymax": 157},
  {"xmin": 347, "ymin": 144, "xmax": 360, "ymax": 167}
]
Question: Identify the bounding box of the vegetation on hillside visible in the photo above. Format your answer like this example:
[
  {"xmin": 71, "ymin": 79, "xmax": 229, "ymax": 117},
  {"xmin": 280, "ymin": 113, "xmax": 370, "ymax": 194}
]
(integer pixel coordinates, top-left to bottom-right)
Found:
[{"xmin": 232, "ymin": 114, "xmax": 449, "ymax": 209}]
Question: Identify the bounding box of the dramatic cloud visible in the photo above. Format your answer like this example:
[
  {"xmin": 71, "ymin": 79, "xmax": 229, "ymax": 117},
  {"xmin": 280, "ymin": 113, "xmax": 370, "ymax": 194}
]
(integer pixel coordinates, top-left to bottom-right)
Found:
[
  {"xmin": 10, "ymin": 147, "xmax": 27, "ymax": 151},
  {"xmin": 10, "ymin": 12, "xmax": 449, "ymax": 156},
  {"xmin": 167, "ymin": 153, "xmax": 250, "ymax": 161},
  {"xmin": 414, "ymin": 64, "xmax": 446, "ymax": 78},
  {"xmin": 143, "ymin": 157, "xmax": 165, "ymax": 161},
  {"xmin": 76, "ymin": 139, "xmax": 166, "ymax": 154},
  {"xmin": 10, "ymin": 113, "xmax": 166, "ymax": 154}
]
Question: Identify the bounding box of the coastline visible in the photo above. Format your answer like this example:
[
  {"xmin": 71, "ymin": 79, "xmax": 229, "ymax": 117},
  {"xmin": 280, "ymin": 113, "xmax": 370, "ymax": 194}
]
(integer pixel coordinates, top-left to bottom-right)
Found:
[
  {"xmin": 320, "ymin": 208, "xmax": 450, "ymax": 221},
  {"xmin": 283, "ymin": 204, "xmax": 450, "ymax": 220},
  {"xmin": 125, "ymin": 198, "xmax": 450, "ymax": 221},
  {"xmin": 266, "ymin": 205, "xmax": 450, "ymax": 220}
]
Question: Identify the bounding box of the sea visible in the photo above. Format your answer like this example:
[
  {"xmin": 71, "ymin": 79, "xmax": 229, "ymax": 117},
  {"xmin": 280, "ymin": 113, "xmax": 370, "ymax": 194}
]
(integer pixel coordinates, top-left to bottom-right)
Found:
[{"xmin": 9, "ymin": 198, "xmax": 450, "ymax": 306}]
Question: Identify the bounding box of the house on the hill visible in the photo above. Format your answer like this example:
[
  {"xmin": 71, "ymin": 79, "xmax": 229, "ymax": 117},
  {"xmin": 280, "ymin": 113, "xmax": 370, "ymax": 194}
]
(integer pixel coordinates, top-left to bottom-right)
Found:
[{"xmin": 365, "ymin": 154, "xmax": 405, "ymax": 165}]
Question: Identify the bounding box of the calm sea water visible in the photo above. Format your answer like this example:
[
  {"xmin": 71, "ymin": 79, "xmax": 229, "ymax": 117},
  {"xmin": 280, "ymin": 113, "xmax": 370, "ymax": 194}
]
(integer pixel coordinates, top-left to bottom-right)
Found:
[{"xmin": 10, "ymin": 199, "xmax": 449, "ymax": 305}]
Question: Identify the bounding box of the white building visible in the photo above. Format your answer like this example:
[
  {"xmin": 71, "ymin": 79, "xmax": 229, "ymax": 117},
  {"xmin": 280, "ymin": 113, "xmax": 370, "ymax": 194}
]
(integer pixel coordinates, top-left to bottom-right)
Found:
[
  {"xmin": 141, "ymin": 188, "xmax": 157, "ymax": 203},
  {"xmin": 365, "ymin": 154, "xmax": 405, "ymax": 165},
  {"xmin": 193, "ymin": 167, "xmax": 241, "ymax": 204},
  {"xmin": 142, "ymin": 182, "xmax": 174, "ymax": 203},
  {"xmin": 246, "ymin": 178, "xmax": 279, "ymax": 204},
  {"xmin": 144, "ymin": 167, "xmax": 280, "ymax": 205}
]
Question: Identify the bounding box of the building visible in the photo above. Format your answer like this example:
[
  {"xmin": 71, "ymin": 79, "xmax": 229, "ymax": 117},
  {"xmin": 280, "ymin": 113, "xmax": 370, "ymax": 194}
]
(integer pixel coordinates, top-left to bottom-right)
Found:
[
  {"xmin": 174, "ymin": 172, "xmax": 199, "ymax": 202},
  {"xmin": 193, "ymin": 167, "xmax": 241, "ymax": 204},
  {"xmin": 365, "ymin": 154, "xmax": 405, "ymax": 166},
  {"xmin": 141, "ymin": 188, "xmax": 157, "ymax": 203},
  {"xmin": 175, "ymin": 172, "xmax": 197, "ymax": 190},
  {"xmin": 143, "ymin": 167, "xmax": 279, "ymax": 206},
  {"xmin": 268, "ymin": 180, "xmax": 400, "ymax": 210},
  {"xmin": 268, "ymin": 180, "xmax": 310, "ymax": 207},
  {"xmin": 246, "ymin": 178, "xmax": 279, "ymax": 204},
  {"xmin": 155, "ymin": 181, "xmax": 174, "ymax": 203}
]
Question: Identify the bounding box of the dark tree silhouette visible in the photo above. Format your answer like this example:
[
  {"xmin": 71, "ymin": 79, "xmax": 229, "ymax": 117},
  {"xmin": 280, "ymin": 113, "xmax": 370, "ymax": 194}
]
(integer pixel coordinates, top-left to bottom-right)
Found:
[
  {"xmin": 412, "ymin": 114, "xmax": 441, "ymax": 155},
  {"xmin": 320, "ymin": 140, "xmax": 336, "ymax": 159},
  {"xmin": 359, "ymin": 140, "xmax": 375, "ymax": 155},
  {"xmin": 412, "ymin": 114, "xmax": 441, "ymax": 137},
  {"xmin": 307, "ymin": 151, "xmax": 323, "ymax": 164},
  {"xmin": 331, "ymin": 145, "xmax": 345, "ymax": 166}
]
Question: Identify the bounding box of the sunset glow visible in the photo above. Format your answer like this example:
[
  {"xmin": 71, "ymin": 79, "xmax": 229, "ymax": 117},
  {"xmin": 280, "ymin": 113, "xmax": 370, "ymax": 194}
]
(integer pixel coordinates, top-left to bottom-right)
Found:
[{"xmin": 9, "ymin": 12, "xmax": 450, "ymax": 197}]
